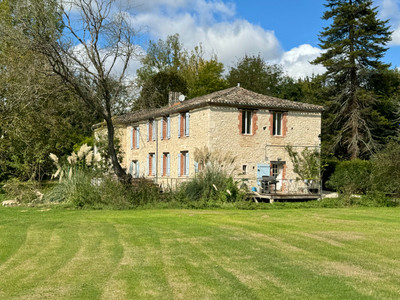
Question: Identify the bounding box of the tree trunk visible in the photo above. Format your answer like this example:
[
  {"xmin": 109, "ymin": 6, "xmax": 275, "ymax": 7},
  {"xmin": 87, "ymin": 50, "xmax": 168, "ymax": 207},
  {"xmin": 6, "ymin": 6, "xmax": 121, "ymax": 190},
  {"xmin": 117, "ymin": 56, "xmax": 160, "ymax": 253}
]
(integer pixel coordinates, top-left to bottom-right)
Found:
[{"xmin": 104, "ymin": 116, "xmax": 131, "ymax": 184}]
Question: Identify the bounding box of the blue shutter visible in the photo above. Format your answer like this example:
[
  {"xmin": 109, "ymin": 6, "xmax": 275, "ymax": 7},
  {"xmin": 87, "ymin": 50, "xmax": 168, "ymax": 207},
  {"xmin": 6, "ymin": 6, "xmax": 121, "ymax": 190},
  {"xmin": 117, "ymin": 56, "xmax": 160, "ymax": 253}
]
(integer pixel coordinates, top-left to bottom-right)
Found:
[
  {"xmin": 160, "ymin": 154, "xmax": 163, "ymax": 176},
  {"xmin": 167, "ymin": 153, "xmax": 170, "ymax": 176},
  {"xmin": 185, "ymin": 152, "xmax": 189, "ymax": 176},
  {"xmin": 136, "ymin": 128, "xmax": 140, "ymax": 149},
  {"xmin": 129, "ymin": 161, "xmax": 133, "ymax": 175},
  {"xmin": 146, "ymin": 155, "xmax": 149, "ymax": 176},
  {"xmin": 152, "ymin": 120, "xmax": 156, "ymax": 141},
  {"xmin": 160, "ymin": 118, "xmax": 163, "ymax": 140},
  {"xmin": 177, "ymin": 153, "xmax": 181, "ymax": 177},
  {"xmin": 167, "ymin": 116, "xmax": 171, "ymax": 139},
  {"xmin": 130, "ymin": 128, "xmax": 133, "ymax": 149},
  {"xmin": 152, "ymin": 155, "xmax": 156, "ymax": 176},
  {"xmin": 147, "ymin": 122, "xmax": 149, "ymax": 141},
  {"xmin": 178, "ymin": 115, "xmax": 181, "ymax": 138},
  {"xmin": 194, "ymin": 161, "xmax": 199, "ymax": 174},
  {"xmin": 185, "ymin": 112, "xmax": 190, "ymax": 136},
  {"xmin": 136, "ymin": 162, "xmax": 140, "ymax": 178}
]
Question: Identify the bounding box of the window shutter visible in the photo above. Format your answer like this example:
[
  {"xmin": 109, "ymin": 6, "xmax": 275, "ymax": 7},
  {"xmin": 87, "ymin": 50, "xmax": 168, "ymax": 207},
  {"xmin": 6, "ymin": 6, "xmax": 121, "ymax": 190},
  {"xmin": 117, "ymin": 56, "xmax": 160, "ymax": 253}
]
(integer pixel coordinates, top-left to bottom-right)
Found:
[
  {"xmin": 167, "ymin": 153, "xmax": 170, "ymax": 176},
  {"xmin": 136, "ymin": 162, "xmax": 140, "ymax": 178},
  {"xmin": 147, "ymin": 122, "xmax": 149, "ymax": 141},
  {"xmin": 146, "ymin": 155, "xmax": 149, "ymax": 176},
  {"xmin": 194, "ymin": 161, "xmax": 199, "ymax": 174},
  {"xmin": 177, "ymin": 115, "xmax": 181, "ymax": 138},
  {"xmin": 167, "ymin": 116, "xmax": 171, "ymax": 139},
  {"xmin": 129, "ymin": 161, "xmax": 133, "ymax": 175},
  {"xmin": 160, "ymin": 154, "xmax": 164, "ymax": 177},
  {"xmin": 136, "ymin": 128, "xmax": 140, "ymax": 149},
  {"xmin": 152, "ymin": 155, "xmax": 156, "ymax": 176},
  {"xmin": 152, "ymin": 120, "xmax": 156, "ymax": 141},
  {"xmin": 130, "ymin": 128, "xmax": 133, "ymax": 149},
  {"xmin": 177, "ymin": 153, "xmax": 181, "ymax": 177},
  {"xmin": 160, "ymin": 119, "xmax": 163, "ymax": 140},
  {"xmin": 185, "ymin": 112, "xmax": 190, "ymax": 136},
  {"xmin": 185, "ymin": 152, "xmax": 189, "ymax": 176}
]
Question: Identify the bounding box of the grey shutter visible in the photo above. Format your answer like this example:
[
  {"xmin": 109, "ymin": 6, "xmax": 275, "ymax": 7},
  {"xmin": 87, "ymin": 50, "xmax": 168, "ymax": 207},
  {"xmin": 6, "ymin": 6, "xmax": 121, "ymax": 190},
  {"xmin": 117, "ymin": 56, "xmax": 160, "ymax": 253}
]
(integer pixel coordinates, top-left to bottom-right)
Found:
[
  {"xmin": 129, "ymin": 161, "xmax": 133, "ymax": 175},
  {"xmin": 152, "ymin": 120, "xmax": 156, "ymax": 141},
  {"xmin": 136, "ymin": 128, "xmax": 140, "ymax": 149},
  {"xmin": 130, "ymin": 127, "xmax": 133, "ymax": 149},
  {"xmin": 177, "ymin": 114, "xmax": 181, "ymax": 138},
  {"xmin": 160, "ymin": 118, "xmax": 163, "ymax": 140},
  {"xmin": 160, "ymin": 154, "xmax": 164, "ymax": 176},
  {"xmin": 185, "ymin": 112, "xmax": 190, "ymax": 136},
  {"xmin": 167, "ymin": 116, "xmax": 171, "ymax": 139},
  {"xmin": 152, "ymin": 155, "xmax": 156, "ymax": 176},
  {"xmin": 185, "ymin": 152, "xmax": 189, "ymax": 176},
  {"xmin": 194, "ymin": 161, "xmax": 199, "ymax": 174},
  {"xmin": 146, "ymin": 154, "xmax": 149, "ymax": 176},
  {"xmin": 167, "ymin": 153, "xmax": 170, "ymax": 176},
  {"xmin": 177, "ymin": 153, "xmax": 181, "ymax": 177},
  {"xmin": 136, "ymin": 162, "xmax": 140, "ymax": 178}
]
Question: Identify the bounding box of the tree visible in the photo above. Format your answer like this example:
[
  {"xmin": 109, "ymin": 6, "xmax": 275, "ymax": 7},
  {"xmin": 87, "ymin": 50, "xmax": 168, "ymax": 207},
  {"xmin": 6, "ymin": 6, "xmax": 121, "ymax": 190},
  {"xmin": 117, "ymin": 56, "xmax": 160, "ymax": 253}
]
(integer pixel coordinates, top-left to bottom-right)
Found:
[
  {"xmin": 1, "ymin": 0, "xmax": 140, "ymax": 182},
  {"xmin": 0, "ymin": 0, "xmax": 99, "ymax": 181},
  {"xmin": 134, "ymin": 71, "xmax": 188, "ymax": 110},
  {"xmin": 313, "ymin": 0, "xmax": 392, "ymax": 159},
  {"xmin": 227, "ymin": 54, "xmax": 284, "ymax": 96}
]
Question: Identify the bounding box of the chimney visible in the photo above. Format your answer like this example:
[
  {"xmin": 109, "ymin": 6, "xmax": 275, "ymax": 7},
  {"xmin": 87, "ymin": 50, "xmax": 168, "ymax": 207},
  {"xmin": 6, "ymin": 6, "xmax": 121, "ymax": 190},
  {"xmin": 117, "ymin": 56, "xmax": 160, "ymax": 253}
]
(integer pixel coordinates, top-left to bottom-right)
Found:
[{"xmin": 168, "ymin": 91, "xmax": 182, "ymax": 106}]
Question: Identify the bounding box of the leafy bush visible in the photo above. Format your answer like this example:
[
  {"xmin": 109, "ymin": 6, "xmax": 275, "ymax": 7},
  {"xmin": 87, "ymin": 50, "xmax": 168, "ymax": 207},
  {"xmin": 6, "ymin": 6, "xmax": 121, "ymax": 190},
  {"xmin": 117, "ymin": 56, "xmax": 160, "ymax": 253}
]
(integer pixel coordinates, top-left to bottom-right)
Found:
[
  {"xmin": 179, "ymin": 169, "xmax": 243, "ymax": 203},
  {"xmin": 370, "ymin": 141, "xmax": 400, "ymax": 196},
  {"xmin": 326, "ymin": 159, "xmax": 372, "ymax": 194}
]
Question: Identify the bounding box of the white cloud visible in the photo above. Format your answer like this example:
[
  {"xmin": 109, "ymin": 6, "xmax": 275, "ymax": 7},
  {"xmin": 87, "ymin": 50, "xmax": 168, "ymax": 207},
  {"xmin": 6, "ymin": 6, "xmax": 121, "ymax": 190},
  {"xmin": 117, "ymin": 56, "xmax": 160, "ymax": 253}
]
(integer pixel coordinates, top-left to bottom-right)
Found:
[
  {"xmin": 278, "ymin": 44, "xmax": 326, "ymax": 79},
  {"xmin": 377, "ymin": 0, "xmax": 400, "ymax": 45}
]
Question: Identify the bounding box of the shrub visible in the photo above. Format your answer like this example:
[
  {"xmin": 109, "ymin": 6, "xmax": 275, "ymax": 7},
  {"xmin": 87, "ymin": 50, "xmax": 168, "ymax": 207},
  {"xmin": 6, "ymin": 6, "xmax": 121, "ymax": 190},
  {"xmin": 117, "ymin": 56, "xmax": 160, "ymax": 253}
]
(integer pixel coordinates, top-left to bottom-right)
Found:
[
  {"xmin": 326, "ymin": 159, "xmax": 372, "ymax": 194},
  {"xmin": 2, "ymin": 178, "xmax": 43, "ymax": 204},
  {"xmin": 370, "ymin": 141, "xmax": 400, "ymax": 196},
  {"xmin": 179, "ymin": 169, "xmax": 243, "ymax": 203}
]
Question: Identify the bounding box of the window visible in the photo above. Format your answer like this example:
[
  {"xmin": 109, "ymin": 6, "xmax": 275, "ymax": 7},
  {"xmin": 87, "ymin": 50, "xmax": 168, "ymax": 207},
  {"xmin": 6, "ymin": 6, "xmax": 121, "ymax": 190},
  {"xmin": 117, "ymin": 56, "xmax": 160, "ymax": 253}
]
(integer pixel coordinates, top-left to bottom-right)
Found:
[
  {"xmin": 160, "ymin": 116, "xmax": 171, "ymax": 140},
  {"xmin": 147, "ymin": 119, "xmax": 156, "ymax": 141},
  {"xmin": 178, "ymin": 112, "xmax": 190, "ymax": 138},
  {"xmin": 161, "ymin": 153, "xmax": 170, "ymax": 176},
  {"xmin": 129, "ymin": 160, "xmax": 140, "ymax": 178},
  {"xmin": 242, "ymin": 165, "xmax": 247, "ymax": 175},
  {"xmin": 273, "ymin": 112, "xmax": 283, "ymax": 136},
  {"xmin": 131, "ymin": 127, "xmax": 140, "ymax": 149},
  {"xmin": 178, "ymin": 151, "xmax": 189, "ymax": 176},
  {"xmin": 241, "ymin": 110, "xmax": 253, "ymax": 135},
  {"xmin": 147, "ymin": 153, "xmax": 155, "ymax": 176}
]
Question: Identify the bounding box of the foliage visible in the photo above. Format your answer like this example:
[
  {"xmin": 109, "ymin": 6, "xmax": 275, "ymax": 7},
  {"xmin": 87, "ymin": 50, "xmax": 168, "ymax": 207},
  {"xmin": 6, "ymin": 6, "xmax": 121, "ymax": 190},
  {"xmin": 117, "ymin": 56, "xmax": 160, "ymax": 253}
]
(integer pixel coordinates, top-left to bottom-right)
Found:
[
  {"xmin": 2, "ymin": 178, "xmax": 43, "ymax": 204},
  {"xmin": 179, "ymin": 169, "xmax": 243, "ymax": 203},
  {"xmin": 227, "ymin": 54, "xmax": 284, "ymax": 96},
  {"xmin": 370, "ymin": 141, "xmax": 400, "ymax": 196},
  {"xmin": 326, "ymin": 159, "xmax": 372, "ymax": 194},
  {"xmin": 285, "ymin": 146, "xmax": 321, "ymax": 187},
  {"xmin": 194, "ymin": 146, "xmax": 238, "ymax": 175},
  {"xmin": 0, "ymin": 0, "xmax": 138, "ymax": 182},
  {"xmin": 313, "ymin": 0, "xmax": 392, "ymax": 159},
  {"xmin": 134, "ymin": 71, "xmax": 188, "ymax": 110},
  {"xmin": 136, "ymin": 35, "xmax": 228, "ymax": 107}
]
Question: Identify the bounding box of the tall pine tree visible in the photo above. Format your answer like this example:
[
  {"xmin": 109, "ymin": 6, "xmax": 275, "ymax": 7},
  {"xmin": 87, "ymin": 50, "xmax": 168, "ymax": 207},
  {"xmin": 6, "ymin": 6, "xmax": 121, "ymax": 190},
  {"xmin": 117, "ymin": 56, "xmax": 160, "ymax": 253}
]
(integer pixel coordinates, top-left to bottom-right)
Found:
[{"xmin": 313, "ymin": 0, "xmax": 392, "ymax": 159}]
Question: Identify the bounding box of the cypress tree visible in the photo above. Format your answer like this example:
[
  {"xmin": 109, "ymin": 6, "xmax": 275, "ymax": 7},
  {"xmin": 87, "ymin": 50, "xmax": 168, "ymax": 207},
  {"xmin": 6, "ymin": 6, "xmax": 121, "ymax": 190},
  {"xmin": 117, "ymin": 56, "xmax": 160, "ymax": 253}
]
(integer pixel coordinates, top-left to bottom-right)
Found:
[{"xmin": 313, "ymin": 0, "xmax": 392, "ymax": 159}]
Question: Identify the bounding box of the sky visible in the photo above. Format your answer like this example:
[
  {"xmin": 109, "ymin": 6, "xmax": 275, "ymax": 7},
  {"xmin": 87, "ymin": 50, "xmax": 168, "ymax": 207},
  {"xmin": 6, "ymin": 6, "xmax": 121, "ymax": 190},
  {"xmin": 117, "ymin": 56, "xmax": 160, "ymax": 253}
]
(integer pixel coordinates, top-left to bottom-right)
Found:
[{"xmin": 124, "ymin": 0, "xmax": 400, "ymax": 79}]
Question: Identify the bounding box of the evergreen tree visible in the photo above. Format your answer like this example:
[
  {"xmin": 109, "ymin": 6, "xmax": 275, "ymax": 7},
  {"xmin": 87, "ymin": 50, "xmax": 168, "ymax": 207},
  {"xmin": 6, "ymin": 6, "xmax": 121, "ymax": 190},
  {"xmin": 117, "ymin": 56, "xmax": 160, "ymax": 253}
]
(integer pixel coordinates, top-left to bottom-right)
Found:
[{"xmin": 313, "ymin": 0, "xmax": 392, "ymax": 159}]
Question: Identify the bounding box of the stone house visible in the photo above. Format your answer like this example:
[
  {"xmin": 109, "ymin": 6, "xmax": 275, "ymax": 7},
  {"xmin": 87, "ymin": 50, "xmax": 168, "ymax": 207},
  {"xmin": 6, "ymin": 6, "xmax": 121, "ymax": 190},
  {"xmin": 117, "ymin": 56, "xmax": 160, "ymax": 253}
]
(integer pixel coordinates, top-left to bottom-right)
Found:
[{"xmin": 95, "ymin": 86, "xmax": 323, "ymax": 194}]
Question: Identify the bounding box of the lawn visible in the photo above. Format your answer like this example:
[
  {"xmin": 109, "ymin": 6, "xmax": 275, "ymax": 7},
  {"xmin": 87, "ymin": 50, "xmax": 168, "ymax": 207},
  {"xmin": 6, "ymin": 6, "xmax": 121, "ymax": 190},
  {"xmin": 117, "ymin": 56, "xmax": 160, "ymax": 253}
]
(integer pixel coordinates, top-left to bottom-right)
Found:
[{"xmin": 0, "ymin": 207, "xmax": 399, "ymax": 299}]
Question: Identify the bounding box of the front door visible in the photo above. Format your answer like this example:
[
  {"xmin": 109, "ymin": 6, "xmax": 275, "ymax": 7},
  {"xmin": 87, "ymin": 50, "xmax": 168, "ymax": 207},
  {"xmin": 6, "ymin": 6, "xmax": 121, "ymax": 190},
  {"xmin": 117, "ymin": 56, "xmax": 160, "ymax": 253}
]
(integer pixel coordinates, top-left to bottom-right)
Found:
[{"xmin": 272, "ymin": 163, "xmax": 284, "ymax": 190}]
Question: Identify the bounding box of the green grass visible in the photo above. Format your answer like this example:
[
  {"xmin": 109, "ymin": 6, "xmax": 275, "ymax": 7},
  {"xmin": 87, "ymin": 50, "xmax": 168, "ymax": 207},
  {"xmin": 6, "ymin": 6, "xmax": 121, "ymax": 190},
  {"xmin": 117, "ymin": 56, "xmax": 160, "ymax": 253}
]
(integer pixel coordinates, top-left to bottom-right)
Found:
[{"xmin": 0, "ymin": 207, "xmax": 399, "ymax": 299}]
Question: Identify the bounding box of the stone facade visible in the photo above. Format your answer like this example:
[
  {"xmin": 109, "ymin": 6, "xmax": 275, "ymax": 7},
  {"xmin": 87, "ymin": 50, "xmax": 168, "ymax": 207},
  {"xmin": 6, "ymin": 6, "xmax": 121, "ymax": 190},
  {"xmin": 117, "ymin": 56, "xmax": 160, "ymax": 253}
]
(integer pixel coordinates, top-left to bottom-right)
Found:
[{"xmin": 94, "ymin": 87, "xmax": 323, "ymax": 192}]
